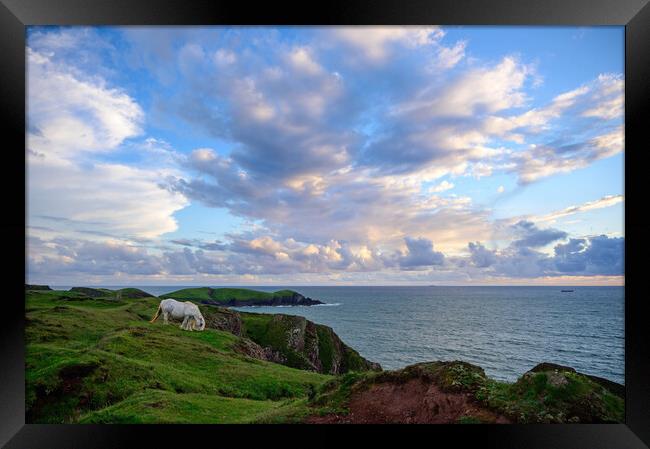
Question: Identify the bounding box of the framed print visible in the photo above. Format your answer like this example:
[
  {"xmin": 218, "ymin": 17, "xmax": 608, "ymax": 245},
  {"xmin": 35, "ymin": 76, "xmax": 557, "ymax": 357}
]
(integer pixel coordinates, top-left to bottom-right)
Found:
[{"xmin": 2, "ymin": 0, "xmax": 649, "ymax": 447}]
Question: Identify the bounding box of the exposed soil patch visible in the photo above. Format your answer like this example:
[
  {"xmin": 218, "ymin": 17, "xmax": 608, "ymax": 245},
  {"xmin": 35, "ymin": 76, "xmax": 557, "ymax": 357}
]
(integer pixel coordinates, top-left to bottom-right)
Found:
[
  {"xmin": 306, "ymin": 378, "xmax": 510, "ymax": 424},
  {"xmin": 58, "ymin": 363, "xmax": 99, "ymax": 391},
  {"xmin": 27, "ymin": 362, "xmax": 100, "ymax": 423}
]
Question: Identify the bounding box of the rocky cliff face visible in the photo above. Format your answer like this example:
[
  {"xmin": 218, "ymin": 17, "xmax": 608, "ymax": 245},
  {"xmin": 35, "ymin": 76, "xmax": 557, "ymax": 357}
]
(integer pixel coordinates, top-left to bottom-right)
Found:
[
  {"xmin": 202, "ymin": 306, "xmax": 243, "ymax": 337},
  {"xmin": 199, "ymin": 305, "xmax": 381, "ymax": 375}
]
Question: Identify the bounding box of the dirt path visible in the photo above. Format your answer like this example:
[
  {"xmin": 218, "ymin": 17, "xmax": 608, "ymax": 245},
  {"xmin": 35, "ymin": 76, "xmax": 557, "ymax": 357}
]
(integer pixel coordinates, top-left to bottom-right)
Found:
[{"xmin": 306, "ymin": 378, "xmax": 510, "ymax": 424}]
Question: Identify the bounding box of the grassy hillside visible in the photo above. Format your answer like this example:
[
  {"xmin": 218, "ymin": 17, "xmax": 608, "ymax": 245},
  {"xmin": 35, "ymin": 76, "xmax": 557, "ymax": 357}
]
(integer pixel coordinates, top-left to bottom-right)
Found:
[
  {"xmin": 25, "ymin": 287, "xmax": 624, "ymax": 424},
  {"xmin": 160, "ymin": 287, "xmax": 289, "ymax": 302},
  {"xmin": 159, "ymin": 287, "xmax": 321, "ymax": 306},
  {"xmin": 26, "ymin": 289, "xmax": 330, "ymax": 423}
]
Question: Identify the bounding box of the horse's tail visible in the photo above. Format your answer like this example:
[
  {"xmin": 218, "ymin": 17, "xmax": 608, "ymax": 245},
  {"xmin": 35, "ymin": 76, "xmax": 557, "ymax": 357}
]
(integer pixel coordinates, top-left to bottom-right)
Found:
[{"xmin": 150, "ymin": 302, "xmax": 162, "ymax": 323}]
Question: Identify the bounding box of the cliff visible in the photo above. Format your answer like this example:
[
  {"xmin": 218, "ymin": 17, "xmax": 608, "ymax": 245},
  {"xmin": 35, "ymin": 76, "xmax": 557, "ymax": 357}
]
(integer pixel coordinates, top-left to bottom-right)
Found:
[{"xmin": 200, "ymin": 305, "xmax": 381, "ymax": 375}]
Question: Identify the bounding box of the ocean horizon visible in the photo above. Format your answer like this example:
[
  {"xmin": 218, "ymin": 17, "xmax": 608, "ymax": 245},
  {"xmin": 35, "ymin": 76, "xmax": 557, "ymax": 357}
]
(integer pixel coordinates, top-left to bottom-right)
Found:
[{"xmin": 49, "ymin": 284, "xmax": 624, "ymax": 385}]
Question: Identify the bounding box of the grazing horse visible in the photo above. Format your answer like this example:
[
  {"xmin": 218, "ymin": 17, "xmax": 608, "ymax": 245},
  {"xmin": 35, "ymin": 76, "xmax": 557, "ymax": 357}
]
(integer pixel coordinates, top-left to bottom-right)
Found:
[{"xmin": 150, "ymin": 298, "xmax": 205, "ymax": 331}]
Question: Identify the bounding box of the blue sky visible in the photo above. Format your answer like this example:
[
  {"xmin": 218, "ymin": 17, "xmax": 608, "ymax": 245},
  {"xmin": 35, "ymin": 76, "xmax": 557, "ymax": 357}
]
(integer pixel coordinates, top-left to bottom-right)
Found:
[{"xmin": 26, "ymin": 26, "xmax": 624, "ymax": 285}]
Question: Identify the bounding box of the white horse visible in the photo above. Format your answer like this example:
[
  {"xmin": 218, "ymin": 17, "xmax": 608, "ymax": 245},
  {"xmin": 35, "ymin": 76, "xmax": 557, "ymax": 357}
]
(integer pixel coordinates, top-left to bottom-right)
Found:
[{"xmin": 150, "ymin": 298, "xmax": 205, "ymax": 331}]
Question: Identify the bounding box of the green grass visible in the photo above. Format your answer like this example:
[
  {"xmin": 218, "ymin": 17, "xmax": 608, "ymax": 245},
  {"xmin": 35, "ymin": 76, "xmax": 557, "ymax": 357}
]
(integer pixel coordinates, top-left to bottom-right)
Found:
[
  {"xmin": 474, "ymin": 370, "xmax": 624, "ymax": 423},
  {"xmin": 79, "ymin": 390, "xmax": 285, "ymax": 424},
  {"xmin": 26, "ymin": 290, "xmax": 331, "ymax": 424}
]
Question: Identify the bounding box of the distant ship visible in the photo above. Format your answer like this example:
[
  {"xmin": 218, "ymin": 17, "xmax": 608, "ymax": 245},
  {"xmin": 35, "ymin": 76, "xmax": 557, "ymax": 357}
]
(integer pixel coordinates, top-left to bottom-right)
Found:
[{"xmin": 561, "ymin": 289, "xmax": 575, "ymax": 292}]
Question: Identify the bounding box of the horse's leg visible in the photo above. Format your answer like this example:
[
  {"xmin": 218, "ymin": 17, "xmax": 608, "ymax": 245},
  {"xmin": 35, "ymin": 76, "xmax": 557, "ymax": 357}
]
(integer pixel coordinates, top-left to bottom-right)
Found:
[
  {"xmin": 163, "ymin": 311, "xmax": 169, "ymax": 325},
  {"xmin": 181, "ymin": 316, "xmax": 189, "ymax": 330},
  {"xmin": 188, "ymin": 318, "xmax": 195, "ymax": 332}
]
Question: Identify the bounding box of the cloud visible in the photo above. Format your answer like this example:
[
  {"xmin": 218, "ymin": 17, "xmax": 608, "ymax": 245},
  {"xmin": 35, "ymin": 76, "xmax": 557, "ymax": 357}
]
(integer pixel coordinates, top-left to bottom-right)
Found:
[
  {"xmin": 397, "ymin": 237, "xmax": 445, "ymax": 269},
  {"xmin": 433, "ymin": 40, "xmax": 467, "ymax": 70},
  {"xmin": 429, "ymin": 180, "xmax": 455, "ymax": 193},
  {"xmin": 510, "ymin": 126, "xmax": 624, "ymax": 184},
  {"xmin": 581, "ymin": 74, "xmax": 624, "ymax": 120},
  {"xmin": 534, "ymin": 194, "xmax": 624, "ymax": 223},
  {"xmin": 27, "ymin": 221, "xmax": 623, "ymax": 282},
  {"xmin": 553, "ymin": 235, "xmax": 624, "ymax": 275},
  {"xmin": 511, "ymin": 221, "xmax": 568, "ymax": 248},
  {"xmin": 116, "ymin": 28, "xmax": 621, "ymax": 259},
  {"xmin": 360, "ymin": 56, "xmax": 531, "ymax": 176},
  {"xmin": 27, "ymin": 38, "xmax": 188, "ymax": 241},
  {"xmin": 169, "ymin": 165, "xmax": 495, "ymax": 254},
  {"xmin": 464, "ymin": 231, "xmax": 623, "ymax": 279},
  {"xmin": 29, "ymin": 161, "xmax": 188, "ymax": 239},
  {"xmin": 331, "ymin": 26, "xmax": 445, "ymax": 63},
  {"xmin": 468, "ymin": 242, "xmax": 497, "ymax": 268},
  {"xmin": 28, "ymin": 238, "xmax": 164, "ymax": 278},
  {"xmin": 27, "ymin": 48, "xmax": 143, "ymax": 159},
  {"xmin": 25, "ymin": 27, "xmax": 624, "ymax": 284},
  {"xmin": 483, "ymin": 74, "xmax": 623, "ymax": 140},
  {"xmin": 394, "ymin": 56, "xmax": 531, "ymax": 120}
]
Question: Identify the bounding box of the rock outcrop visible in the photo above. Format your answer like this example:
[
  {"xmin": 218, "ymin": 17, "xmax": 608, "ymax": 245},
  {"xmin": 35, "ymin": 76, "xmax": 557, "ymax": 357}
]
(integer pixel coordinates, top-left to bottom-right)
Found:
[
  {"xmin": 307, "ymin": 360, "xmax": 624, "ymax": 424},
  {"xmin": 527, "ymin": 362, "xmax": 624, "ymax": 399},
  {"xmin": 199, "ymin": 305, "xmax": 381, "ymax": 375},
  {"xmin": 201, "ymin": 306, "xmax": 243, "ymax": 337}
]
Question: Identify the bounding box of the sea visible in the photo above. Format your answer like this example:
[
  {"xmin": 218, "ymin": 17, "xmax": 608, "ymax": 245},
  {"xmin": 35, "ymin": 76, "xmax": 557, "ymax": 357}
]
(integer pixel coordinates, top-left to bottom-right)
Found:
[{"xmin": 56, "ymin": 285, "xmax": 624, "ymax": 384}]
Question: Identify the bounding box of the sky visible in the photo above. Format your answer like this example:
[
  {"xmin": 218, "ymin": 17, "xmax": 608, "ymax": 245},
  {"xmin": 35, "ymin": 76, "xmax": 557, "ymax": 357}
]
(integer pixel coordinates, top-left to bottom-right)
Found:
[{"xmin": 25, "ymin": 26, "xmax": 625, "ymax": 286}]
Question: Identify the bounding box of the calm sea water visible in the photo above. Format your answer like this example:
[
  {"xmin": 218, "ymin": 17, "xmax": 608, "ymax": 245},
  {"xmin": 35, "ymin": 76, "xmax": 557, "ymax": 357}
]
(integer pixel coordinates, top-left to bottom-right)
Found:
[{"xmin": 58, "ymin": 285, "xmax": 624, "ymax": 384}]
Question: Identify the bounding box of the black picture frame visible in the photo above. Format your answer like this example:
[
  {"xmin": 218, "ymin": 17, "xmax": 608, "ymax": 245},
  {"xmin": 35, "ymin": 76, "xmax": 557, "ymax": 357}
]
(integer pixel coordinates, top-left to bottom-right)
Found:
[{"xmin": 2, "ymin": 0, "xmax": 649, "ymax": 447}]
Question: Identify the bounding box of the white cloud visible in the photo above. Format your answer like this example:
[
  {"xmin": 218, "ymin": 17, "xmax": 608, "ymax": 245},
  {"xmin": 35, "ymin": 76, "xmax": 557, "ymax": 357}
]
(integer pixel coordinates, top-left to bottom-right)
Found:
[
  {"xmin": 396, "ymin": 56, "xmax": 531, "ymax": 118},
  {"xmin": 429, "ymin": 180, "xmax": 455, "ymax": 193},
  {"xmin": 27, "ymin": 45, "xmax": 188, "ymax": 241},
  {"xmin": 214, "ymin": 48, "xmax": 236, "ymax": 66},
  {"xmin": 28, "ymin": 159, "xmax": 188, "ymax": 239},
  {"xmin": 332, "ymin": 26, "xmax": 445, "ymax": 62},
  {"xmin": 27, "ymin": 49, "xmax": 143, "ymax": 159},
  {"xmin": 286, "ymin": 46, "xmax": 323, "ymax": 75},
  {"xmin": 532, "ymin": 194, "xmax": 624, "ymax": 224},
  {"xmin": 582, "ymin": 74, "xmax": 624, "ymax": 120},
  {"xmin": 512, "ymin": 125, "xmax": 624, "ymax": 184},
  {"xmin": 433, "ymin": 40, "xmax": 467, "ymax": 70}
]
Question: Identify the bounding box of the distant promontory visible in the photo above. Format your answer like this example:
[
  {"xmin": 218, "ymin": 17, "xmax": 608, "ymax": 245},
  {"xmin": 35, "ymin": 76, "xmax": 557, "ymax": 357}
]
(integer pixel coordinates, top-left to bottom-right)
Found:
[{"xmin": 160, "ymin": 287, "xmax": 324, "ymax": 307}]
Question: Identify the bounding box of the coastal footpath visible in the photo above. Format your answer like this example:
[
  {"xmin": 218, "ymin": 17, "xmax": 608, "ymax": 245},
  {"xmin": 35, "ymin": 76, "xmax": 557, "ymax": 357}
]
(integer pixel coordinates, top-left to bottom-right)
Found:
[{"xmin": 25, "ymin": 286, "xmax": 623, "ymax": 424}]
